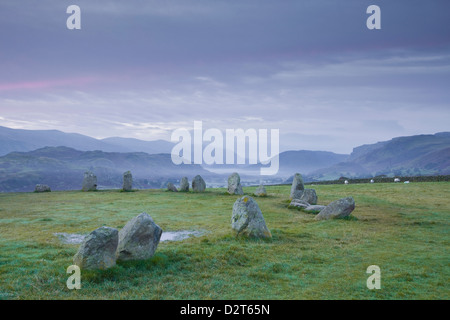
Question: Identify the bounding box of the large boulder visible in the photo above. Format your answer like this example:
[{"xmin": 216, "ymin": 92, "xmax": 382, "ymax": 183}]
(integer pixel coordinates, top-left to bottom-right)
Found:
[
  {"xmin": 227, "ymin": 172, "xmax": 244, "ymax": 195},
  {"xmin": 290, "ymin": 173, "xmax": 304, "ymax": 199},
  {"xmin": 82, "ymin": 171, "xmax": 97, "ymax": 191},
  {"xmin": 299, "ymin": 189, "xmax": 317, "ymax": 205},
  {"xmin": 116, "ymin": 212, "xmax": 163, "ymax": 261},
  {"xmin": 167, "ymin": 182, "xmax": 178, "ymax": 192},
  {"xmin": 315, "ymin": 197, "xmax": 355, "ymax": 220},
  {"xmin": 179, "ymin": 177, "xmax": 189, "ymax": 192},
  {"xmin": 253, "ymin": 184, "xmax": 267, "ymax": 197},
  {"xmin": 192, "ymin": 175, "xmax": 206, "ymax": 192},
  {"xmin": 73, "ymin": 226, "xmax": 118, "ymax": 270},
  {"xmin": 122, "ymin": 171, "xmax": 133, "ymax": 191},
  {"xmin": 231, "ymin": 196, "xmax": 271, "ymax": 239},
  {"xmin": 35, "ymin": 184, "xmax": 51, "ymax": 192}
]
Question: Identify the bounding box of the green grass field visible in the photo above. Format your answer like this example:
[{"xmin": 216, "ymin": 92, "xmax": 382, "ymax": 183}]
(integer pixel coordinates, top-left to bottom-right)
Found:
[{"xmin": 0, "ymin": 182, "xmax": 448, "ymax": 300}]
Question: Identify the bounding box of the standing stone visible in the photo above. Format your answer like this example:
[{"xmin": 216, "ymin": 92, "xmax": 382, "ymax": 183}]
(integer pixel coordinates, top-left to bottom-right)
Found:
[
  {"xmin": 192, "ymin": 175, "xmax": 206, "ymax": 192},
  {"xmin": 231, "ymin": 196, "xmax": 271, "ymax": 238},
  {"xmin": 82, "ymin": 171, "xmax": 97, "ymax": 191},
  {"xmin": 253, "ymin": 184, "xmax": 267, "ymax": 197},
  {"xmin": 315, "ymin": 197, "xmax": 356, "ymax": 220},
  {"xmin": 167, "ymin": 182, "xmax": 178, "ymax": 192},
  {"xmin": 227, "ymin": 172, "xmax": 244, "ymax": 195},
  {"xmin": 299, "ymin": 188, "xmax": 317, "ymax": 205},
  {"xmin": 179, "ymin": 177, "xmax": 189, "ymax": 192},
  {"xmin": 290, "ymin": 173, "xmax": 304, "ymax": 199},
  {"xmin": 35, "ymin": 184, "xmax": 51, "ymax": 192},
  {"xmin": 116, "ymin": 213, "xmax": 163, "ymax": 261},
  {"xmin": 122, "ymin": 171, "xmax": 133, "ymax": 191},
  {"xmin": 73, "ymin": 226, "xmax": 118, "ymax": 270}
]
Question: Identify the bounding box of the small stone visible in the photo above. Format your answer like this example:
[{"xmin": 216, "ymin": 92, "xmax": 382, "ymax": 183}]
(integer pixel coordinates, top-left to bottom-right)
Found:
[
  {"xmin": 253, "ymin": 184, "xmax": 267, "ymax": 197},
  {"xmin": 34, "ymin": 184, "xmax": 51, "ymax": 192},
  {"xmin": 288, "ymin": 199, "xmax": 310, "ymax": 209},
  {"xmin": 303, "ymin": 205, "xmax": 326, "ymax": 214}
]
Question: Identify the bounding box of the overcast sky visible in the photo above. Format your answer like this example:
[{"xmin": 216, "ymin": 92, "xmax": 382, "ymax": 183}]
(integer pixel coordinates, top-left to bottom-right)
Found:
[{"xmin": 0, "ymin": 0, "xmax": 449, "ymax": 153}]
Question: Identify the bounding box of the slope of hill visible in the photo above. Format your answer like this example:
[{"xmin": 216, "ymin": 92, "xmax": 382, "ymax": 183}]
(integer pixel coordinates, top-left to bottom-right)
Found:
[
  {"xmin": 308, "ymin": 132, "xmax": 450, "ymax": 180},
  {"xmin": 0, "ymin": 146, "xmax": 213, "ymax": 192},
  {"xmin": 0, "ymin": 126, "xmax": 174, "ymax": 156},
  {"xmin": 101, "ymin": 137, "xmax": 174, "ymax": 155}
]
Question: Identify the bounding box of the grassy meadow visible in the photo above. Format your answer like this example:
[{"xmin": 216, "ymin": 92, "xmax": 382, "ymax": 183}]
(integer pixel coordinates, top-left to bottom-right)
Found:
[{"xmin": 0, "ymin": 182, "xmax": 449, "ymax": 300}]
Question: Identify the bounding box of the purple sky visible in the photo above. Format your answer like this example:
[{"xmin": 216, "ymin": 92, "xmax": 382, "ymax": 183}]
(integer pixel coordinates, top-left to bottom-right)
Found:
[{"xmin": 0, "ymin": 0, "xmax": 449, "ymax": 153}]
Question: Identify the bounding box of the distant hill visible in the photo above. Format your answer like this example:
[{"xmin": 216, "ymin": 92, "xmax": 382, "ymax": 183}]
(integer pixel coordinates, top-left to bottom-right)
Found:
[
  {"xmin": 100, "ymin": 137, "xmax": 174, "ymax": 154},
  {"xmin": 0, "ymin": 126, "xmax": 174, "ymax": 156},
  {"xmin": 201, "ymin": 150, "xmax": 348, "ymax": 178},
  {"xmin": 0, "ymin": 146, "xmax": 213, "ymax": 192},
  {"xmin": 308, "ymin": 132, "xmax": 450, "ymax": 180}
]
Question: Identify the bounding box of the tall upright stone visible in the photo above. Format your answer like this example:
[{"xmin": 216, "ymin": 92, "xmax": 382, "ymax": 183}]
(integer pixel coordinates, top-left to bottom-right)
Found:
[
  {"xmin": 73, "ymin": 226, "xmax": 118, "ymax": 270},
  {"xmin": 122, "ymin": 171, "xmax": 133, "ymax": 191},
  {"xmin": 290, "ymin": 173, "xmax": 304, "ymax": 199},
  {"xmin": 231, "ymin": 196, "xmax": 271, "ymax": 239},
  {"xmin": 179, "ymin": 177, "xmax": 189, "ymax": 192},
  {"xmin": 192, "ymin": 175, "xmax": 206, "ymax": 192},
  {"xmin": 82, "ymin": 171, "xmax": 97, "ymax": 191},
  {"xmin": 116, "ymin": 213, "xmax": 163, "ymax": 261},
  {"xmin": 227, "ymin": 172, "xmax": 244, "ymax": 195}
]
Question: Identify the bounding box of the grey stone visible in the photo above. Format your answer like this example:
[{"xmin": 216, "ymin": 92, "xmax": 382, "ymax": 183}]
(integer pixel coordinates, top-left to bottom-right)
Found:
[
  {"xmin": 299, "ymin": 189, "xmax": 318, "ymax": 205},
  {"xmin": 73, "ymin": 226, "xmax": 118, "ymax": 270},
  {"xmin": 122, "ymin": 171, "xmax": 133, "ymax": 191},
  {"xmin": 179, "ymin": 177, "xmax": 189, "ymax": 192},
  {"xmin": 253, "ymin": 184, "xmax": 267, "ymax": 197},
  {"xmin": 192, "ymin": 175, "xmax": 206, "ymax": 192},
  {"xmin": 227, "ymin": 172, "xmax": 244, "ymax": 195},
  {"xmin": 167, "ymin": 182, "xmax": 178, "ymax": 192},
  {"xmin": 117, "ymin": 212, "xmax": 163, "ymax": 261},
  {"xmin": 304, "ymin": 205, "xmax": 326, "ymax": 214},
  {"xmin": 34, "ymin": 184, "xmax": 51, "ymax": 192},
  {"xmin": 231, "ymin": 196, "xmax": 271, "ymax": 239},
  {"xmin": 290, "ymin": 173, "xmax": 304, "ymax": 199},
  {"xmin": 288, "ymin": 199, "xmax": 310, "ymax": 209},
  {"xmin": 315, "ymin": 197, "xmax": 356, "ymax": 220},
  {"xmin": 82, "ymin": 171, "xmax": 97, "ymax": 191}
]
